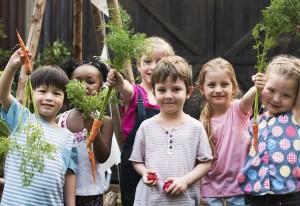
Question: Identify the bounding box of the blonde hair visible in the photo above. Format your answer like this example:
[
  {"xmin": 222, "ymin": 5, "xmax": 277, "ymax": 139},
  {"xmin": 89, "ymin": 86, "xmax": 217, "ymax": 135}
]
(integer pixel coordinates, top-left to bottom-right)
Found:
[
  {"xmin": 151, "ymin": 55, "xmax": 192, "ymax": 92},
  {"xmin": 196, "ymin": 57, "xmax": 239, "ymax": 156},
  {"xmin": 145, "ymin": 36, "xmax": 175, "ymax": 57},
  {"xmin": 266, "ymin": 55, "xmax": 300, "ymax": 83}
]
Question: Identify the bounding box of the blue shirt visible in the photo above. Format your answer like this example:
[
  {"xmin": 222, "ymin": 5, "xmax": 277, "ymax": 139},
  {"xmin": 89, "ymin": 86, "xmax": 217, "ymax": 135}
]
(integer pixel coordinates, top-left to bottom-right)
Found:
[
  {"xmin": 238, "ymin": 110, "xmax": 300, "ymax": 195},
  {"xmin": 1, "ymin": 98, "xmax": 78, "ymax": 206}
]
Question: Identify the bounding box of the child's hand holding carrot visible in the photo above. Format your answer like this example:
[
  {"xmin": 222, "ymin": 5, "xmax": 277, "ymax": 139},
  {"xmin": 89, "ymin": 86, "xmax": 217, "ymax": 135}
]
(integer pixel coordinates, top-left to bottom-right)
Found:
[
  {"xmin": 252, "ymin": 72, "xmax": 266, "ymax": 92},
  {"xmin": 9, "ymin": 48, "xmax": 32, "ymax": 69}
]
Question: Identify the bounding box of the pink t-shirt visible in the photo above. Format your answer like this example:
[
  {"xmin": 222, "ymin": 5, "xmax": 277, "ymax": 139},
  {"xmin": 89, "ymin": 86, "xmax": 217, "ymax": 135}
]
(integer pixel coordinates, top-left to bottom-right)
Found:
[
  {"xmin": 201, "ymin": 100, "xmax": 251, "ymax": 197},
  {"xmin": 121, "ymin": 84, "xmax": 159, "ymax": 141}
]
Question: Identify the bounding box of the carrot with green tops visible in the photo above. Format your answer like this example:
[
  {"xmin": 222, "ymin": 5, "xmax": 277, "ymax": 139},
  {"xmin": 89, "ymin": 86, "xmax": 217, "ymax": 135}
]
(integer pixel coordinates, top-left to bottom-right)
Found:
[
  {"xmin": 16, "ymin": 29, "xmax": 32, "ymax": 75},
  {"xmin": 86, "ymin": 119, "xmax": 102, "ymax": 148},
  {"xmin": 88, "ymin": 150, "xmax": 96, "ymax": 182},
  {"xmin": 252, "ymin": 123, "xmax": 258, "ymax": 153}
]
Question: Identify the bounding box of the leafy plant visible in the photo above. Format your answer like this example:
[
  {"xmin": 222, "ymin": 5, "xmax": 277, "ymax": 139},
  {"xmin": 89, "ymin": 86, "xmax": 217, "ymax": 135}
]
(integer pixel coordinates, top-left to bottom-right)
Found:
[
  {"xmin": 95, "ymin": 5, "xmax": 149, "ymax": 121},
  {"xmin": 34, "ymin": 39, "xmax": 71, "ymax": 69},
  {"xmin": 0, "ymin": 119, "xmax": 10, "ymax": 171},
  {"xmin": 66, "ymin": 79, "xmax": 120, "ymax": 120},
  {"xmin": 252, "ymin": 0, "xmax": 300, "ymax": 122}
]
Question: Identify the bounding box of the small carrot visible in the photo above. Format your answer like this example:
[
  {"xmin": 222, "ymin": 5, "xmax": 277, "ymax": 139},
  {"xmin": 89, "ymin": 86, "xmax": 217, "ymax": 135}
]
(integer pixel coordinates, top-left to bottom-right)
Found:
[
  {"xmin": 16, "ymin": 29, "xmax": 32, "ymax": 75},
  {"xmin": 88, "ymin": 150, "xmax": 96, "ymax": 182},
  {"xmin": 252, "ymin": 123, "xmax": 258, "ymax": 153},
  {"xmin": 86, "ymin": 119, "xmax": 102, "ymax": 148}
]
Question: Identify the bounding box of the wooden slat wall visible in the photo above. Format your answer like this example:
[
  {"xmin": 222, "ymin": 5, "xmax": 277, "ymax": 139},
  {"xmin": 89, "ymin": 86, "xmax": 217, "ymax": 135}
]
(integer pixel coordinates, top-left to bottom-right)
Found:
[{"xmin": 0, "ymin": 0, "xmax": 26, "ymax": 49}]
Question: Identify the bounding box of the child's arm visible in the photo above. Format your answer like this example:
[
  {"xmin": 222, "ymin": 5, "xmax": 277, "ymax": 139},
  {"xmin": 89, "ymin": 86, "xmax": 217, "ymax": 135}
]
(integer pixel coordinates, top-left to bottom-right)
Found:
[
  {"xmin": 164, "ymin": 160, "xmax": 211, "ymax": 196},
  {"xmin": 239, "ymin": 72, "xmax": 266, "ymax": 114},
  {"xmin": 64, "ymin": 169, "xmax": 76, "ymax": 206},
  {"xmin": 0, "ymin": 48, "xmax": 31, "ymax": 111},
  {"xmin": 0, "ymin": 178, "xmax": 4, "ymax": 194},
  {"xmin": 106, "ymin": 69, "xmax": 134, "ymax": 107},
  {"xmin": 132, "ymin": 162, "xmax": 158, "ymax": 187},
  {"xmin": 92, "ymin": 116, "xmax": 114, "ymax": 163}
]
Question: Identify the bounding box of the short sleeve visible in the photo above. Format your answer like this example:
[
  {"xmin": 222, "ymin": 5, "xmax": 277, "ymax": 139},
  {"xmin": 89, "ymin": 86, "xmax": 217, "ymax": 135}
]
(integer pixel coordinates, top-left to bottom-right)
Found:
[
  {"xmin": 129, "ymin": 124, "xmax": 145, "ymax": 163},
  {"xmin": 197, "ymin": 123, "xmax": 213, "ymax": 162},
  {"xmin": 1, "ymin": 97, "xmax": 28, "ymax": 131},
  {"xmin": 62, "ymin": 138, "xmax": 78, "ymax": 174}
]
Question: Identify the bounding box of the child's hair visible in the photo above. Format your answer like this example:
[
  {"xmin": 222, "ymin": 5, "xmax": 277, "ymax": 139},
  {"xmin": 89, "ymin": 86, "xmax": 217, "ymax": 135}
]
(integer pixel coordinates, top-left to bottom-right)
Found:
[
  {"xmin": 266, "ymin": 54, "xmax": 300, "ymax": 83},
  {"xmin": 60, "ymin": 59, "xmax": 109, "ymax": 86},
  {"xmin": 30, "ymin": 65, "xmax": 69, "ymax": 101},
  {"xmin": 196, "ymin": 57, "xmax": 240, "ymax": 156},
  {"xmin": 151, "ymin": 55, "xmax": 192, "ymax": 92},
  {"xmin": 146, "ymin": 36, "xmax": 175, "ymax": 57}
]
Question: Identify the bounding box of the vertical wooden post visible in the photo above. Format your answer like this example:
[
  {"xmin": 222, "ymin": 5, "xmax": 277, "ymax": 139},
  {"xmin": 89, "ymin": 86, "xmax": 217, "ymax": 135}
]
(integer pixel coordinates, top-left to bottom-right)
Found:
[
  {"xmin": 16, "ymin": 0, "xmax": 47, "ymax": 102},
  {"xmin": 90, "ymin": 4, "xmax": 105, "ymax": 54},
  {"xmin": 73, "ymin": 0, "xmax": 83, "ymax": 61}
]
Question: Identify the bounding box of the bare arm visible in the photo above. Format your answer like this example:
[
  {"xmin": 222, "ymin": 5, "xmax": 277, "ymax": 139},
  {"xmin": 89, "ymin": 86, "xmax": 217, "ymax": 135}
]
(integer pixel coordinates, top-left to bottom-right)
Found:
[
  {"xmin": 239, "ymin": 72, "xmax": 266, "ymax": 114},
  {"xmin": 106, "ymin": 69, "xmax": 134, "ymax": 111},
  {"xmin": 0, "ymin": 48, "xmax": 31, "ymax": 111},
  {"xmin": 93, "ymin": 116, "xmax": 114, "ymax": 163},
  {"xmin": 64, "ymin": 169, "xmax": 76, "ymax": 206},
  {"xmin": 132, "ymin": 161, "xmax": 147, "ymax": 176},
  {"xmin": 0, "ymin": 178, "xmax": 4, "ymax": 194},
  {"xmin": 163, "ymin": 161, "xmax": 212, "ymax": 196}
]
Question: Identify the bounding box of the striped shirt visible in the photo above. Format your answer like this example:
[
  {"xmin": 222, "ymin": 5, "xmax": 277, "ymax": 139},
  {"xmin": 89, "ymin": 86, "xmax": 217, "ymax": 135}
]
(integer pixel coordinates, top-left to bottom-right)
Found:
[
  {"xmin": 1, "ymin": 98, "xmax": 78, "ymax": 206},
  {"xmin": 129, "ymin": 115, "xmax": 213, "ymax": 206}
]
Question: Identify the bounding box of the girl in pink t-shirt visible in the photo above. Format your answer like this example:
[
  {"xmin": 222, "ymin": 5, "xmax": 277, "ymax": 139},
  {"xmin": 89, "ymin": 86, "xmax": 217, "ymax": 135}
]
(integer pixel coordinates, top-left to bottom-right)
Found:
[
  {"xmin": 106, "ymin": 36, "xmax": 175, "ymax": 206},
  {"xmin": 197, "ymin": 57, "xmax": 266, "ymax": 205}
]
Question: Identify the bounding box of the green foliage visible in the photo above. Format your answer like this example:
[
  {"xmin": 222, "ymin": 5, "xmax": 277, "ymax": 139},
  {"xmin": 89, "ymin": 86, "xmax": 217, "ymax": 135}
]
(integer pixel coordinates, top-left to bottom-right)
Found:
[
  {"xmin": 66, "ymin": 80, "xmax": 120, "ymax": 120},
  {"xmin": 34, "ymin": 39, "xmax": 71, "ymax": 69},
  {"xmin": 0, "ymin": 20, "xmax": 11, "ymax": 70},
  {"xmin": 10, "ymin": 124, "xmax": 56, "ymax": 186},
  {"xmin": 0, "ymin": 119, "xmax": 10, "ymax": 171},
  {"xmin": 96, "ymin": 5, "xmax": 149, "ymax": 72},
  {"xmin": 253, "ymin": 0, "xmax": 300, "ymax": 73}
]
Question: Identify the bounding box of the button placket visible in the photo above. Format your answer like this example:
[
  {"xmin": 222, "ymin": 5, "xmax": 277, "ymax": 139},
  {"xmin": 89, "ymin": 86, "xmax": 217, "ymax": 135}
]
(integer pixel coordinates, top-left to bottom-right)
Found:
[{"xmin": 168, "ymin": 132, "xmax": 173, "ymax": 150}]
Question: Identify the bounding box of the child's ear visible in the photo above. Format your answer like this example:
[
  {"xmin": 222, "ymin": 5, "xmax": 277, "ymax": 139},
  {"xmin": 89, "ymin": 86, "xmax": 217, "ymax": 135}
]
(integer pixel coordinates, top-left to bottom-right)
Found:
[
  {"xmin": 199, "ymin": 85, "xmax": 205, "ymax": 95},
  {"xmin": 186, "ymin": 86, "xmax": 194, "ymax": 99}
]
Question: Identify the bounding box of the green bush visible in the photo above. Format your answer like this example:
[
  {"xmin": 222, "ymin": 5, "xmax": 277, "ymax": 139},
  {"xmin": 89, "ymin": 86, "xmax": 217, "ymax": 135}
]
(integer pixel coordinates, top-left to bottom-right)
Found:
[{"xmin": 34, "ymin": 39, "xmax": 71, "ymax": 69}]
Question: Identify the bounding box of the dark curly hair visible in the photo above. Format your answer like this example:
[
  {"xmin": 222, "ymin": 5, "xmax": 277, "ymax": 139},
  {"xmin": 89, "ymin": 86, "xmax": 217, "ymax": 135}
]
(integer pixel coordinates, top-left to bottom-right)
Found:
[{"xmin": 60, "ymin": 59, "xmax": 109, "ymax": 84}]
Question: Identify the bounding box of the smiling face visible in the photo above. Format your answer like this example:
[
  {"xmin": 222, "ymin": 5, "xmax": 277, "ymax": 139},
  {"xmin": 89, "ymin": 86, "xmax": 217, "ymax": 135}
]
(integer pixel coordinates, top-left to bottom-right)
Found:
[
  {"xmin": 154, "ymin": 77, "xmax": 192, "ymax": 115},
  {"xmin": 262, "ymin": 73, "xmax": 298, "ymax": 115},
  {"xmin": 71, "ymin": 64, "xmax": 102, "ymax": 95},
  {"xmin": 34, "ymin": 85, "xmax": 65, "ymax": 124},
  {"xmin": 137, "ymin": 44, "xmax": 170, "ymax": 87},
  {"xmin": 199, "ymin": 69, "xmax": 236, "ymax": 110}
]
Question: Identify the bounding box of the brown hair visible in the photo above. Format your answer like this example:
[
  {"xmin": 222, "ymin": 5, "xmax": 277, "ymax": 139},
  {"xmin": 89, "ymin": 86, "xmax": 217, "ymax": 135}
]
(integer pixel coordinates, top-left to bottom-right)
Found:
[
  {"xmin": 196, "ymin": 57, "xmax": 239, "ymax": 156},
  {"xmin": 151, "ymin": 55, "xmax": 193, "ymax": 92}
]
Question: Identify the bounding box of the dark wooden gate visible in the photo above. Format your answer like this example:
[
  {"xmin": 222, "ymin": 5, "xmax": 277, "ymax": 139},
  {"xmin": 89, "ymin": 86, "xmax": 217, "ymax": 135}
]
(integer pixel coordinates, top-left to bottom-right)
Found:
[{"xmin": 0, "ymin": 0, "xmax": 299, "ymax": 117}]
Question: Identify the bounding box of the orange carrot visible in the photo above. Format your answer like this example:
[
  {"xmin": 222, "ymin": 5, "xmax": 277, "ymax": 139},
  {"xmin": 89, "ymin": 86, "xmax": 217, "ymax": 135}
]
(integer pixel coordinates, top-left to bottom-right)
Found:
[
  {"xmin": 88, "ymin": 150, "xmax": 96, "ymax": 182},
  {"xmin": 86, "ymin": 119, "xmax": 102, "ymax": 148},
  {"xmin": 16, "ymin": 29, "xmax": 32, "ymax": 75},
  {"xmin": 252, "ymin": 123, "xmax": 258, "ymax": 153}
]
